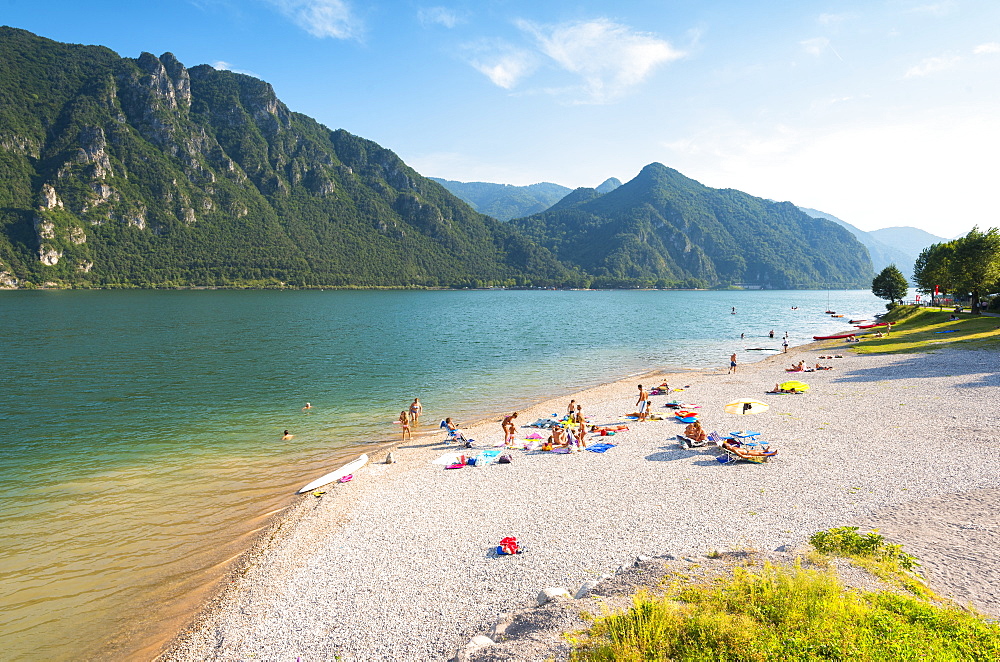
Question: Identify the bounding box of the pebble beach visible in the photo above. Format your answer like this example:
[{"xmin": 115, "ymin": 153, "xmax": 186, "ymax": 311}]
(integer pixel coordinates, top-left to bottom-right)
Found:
[{"xmin": 161, "ymin": 342, "xmax": 1000, "ymax": 661}]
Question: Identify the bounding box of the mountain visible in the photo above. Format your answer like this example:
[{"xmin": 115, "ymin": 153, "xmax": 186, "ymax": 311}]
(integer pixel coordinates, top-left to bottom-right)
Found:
[
  {"xmin": 798, "ymin": 208, "xmax": 945, "ymax": 282},
  {"xmin": 510, "ymin": 163, "xmax": 874, "ymax": 289},
  {"xmin": 428, "ymin": 178, "xmax": 571, "ymax": 222},
  {"xmin": 868, "ymin": 227, "xmax": 948, "ymax": 257},
  {"xmin": 0, "ymin": 27, "xmax": 572, "ymax": 289},
  {"xmin": 594, "ymin": 177, "xmax": 622, "ymax": 194}
]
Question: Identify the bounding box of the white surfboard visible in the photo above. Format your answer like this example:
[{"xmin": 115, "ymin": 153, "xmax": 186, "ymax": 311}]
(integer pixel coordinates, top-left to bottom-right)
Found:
[{"xmin": 297, "ymin": 454, "xmax": 368, "ymax": 493}]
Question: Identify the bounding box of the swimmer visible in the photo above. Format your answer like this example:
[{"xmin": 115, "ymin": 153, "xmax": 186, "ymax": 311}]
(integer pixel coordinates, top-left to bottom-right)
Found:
[
  {"xmin": 281, "ymin": 430, "xmax": 294, "ymax": 440},
  {"xmin": 409, "ymin": 398, "xmax": 422, "ymax": 423},
  {"xmin": 302, "ymin": 402, "xmax": 312, "ymax": 411}
]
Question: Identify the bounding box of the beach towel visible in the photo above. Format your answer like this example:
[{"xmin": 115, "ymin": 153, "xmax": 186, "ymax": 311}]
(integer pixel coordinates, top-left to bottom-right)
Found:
[
  {"xmin": 475, "ymin": 449, "xmax": 503, "ymax": 466},
  {"xmin": 587, "ymin": 443, "xmax": 616, "ymax": 453},
  {"xmin": 525, "ymin": 432, "xmax": 544, "ymax": 439},
  {"xmin": 445, "ymin": 462, "xmax": 464, "ymax": 470}
]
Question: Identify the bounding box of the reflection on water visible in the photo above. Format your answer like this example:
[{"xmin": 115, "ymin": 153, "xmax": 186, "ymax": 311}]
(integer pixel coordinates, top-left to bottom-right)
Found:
[{"xmin": 0, "ymin": 288, "xmax": 880, "ymax": 659}]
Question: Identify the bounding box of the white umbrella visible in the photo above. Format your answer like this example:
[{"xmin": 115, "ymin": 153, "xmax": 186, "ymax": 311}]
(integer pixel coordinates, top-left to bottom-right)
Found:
[{"xmin": 724, "ymin": 400, "xmax": 770, "ymax": 416}]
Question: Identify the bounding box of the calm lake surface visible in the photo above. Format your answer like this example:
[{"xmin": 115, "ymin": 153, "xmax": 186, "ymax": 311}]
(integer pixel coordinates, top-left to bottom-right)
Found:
[{"xmin": 0, "ymin": 288, "xmax": 882, "ymax": 660}]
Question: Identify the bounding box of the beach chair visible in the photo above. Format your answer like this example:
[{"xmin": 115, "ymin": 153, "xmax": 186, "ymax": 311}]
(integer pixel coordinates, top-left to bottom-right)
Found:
[
  {"xmin": 719, "ymin": 439, "xmax": 778, "ymax": 464},
  {"xmin": 676, "ymin": 434, "xmax": 709, "ymax": 449}
]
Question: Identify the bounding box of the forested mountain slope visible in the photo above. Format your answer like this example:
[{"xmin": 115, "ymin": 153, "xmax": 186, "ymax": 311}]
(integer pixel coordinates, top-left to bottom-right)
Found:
[
  {"xmin": 511, "ymin": 163, "xmax": 874, "ymax": 289},
  {"xmin": 0, "ymin": 27, "xmax": 571, "ymax": 288}
]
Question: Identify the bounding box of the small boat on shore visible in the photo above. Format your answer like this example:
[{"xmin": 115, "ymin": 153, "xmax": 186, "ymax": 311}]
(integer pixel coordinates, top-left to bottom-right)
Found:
[
  {"xmin": 813, "ymin": 332, "xmax": 857, "ymax": 340},
  {"xmin": 848, "ymin": 319, "xmax": 868, "ymax": 324},
  {"xmin": 855, "ymin": 322, "xmax": 892, "ymax": 329},
  {"xmin": 298, "ymin": 454, "xmax": 369, "ymax": 493}
]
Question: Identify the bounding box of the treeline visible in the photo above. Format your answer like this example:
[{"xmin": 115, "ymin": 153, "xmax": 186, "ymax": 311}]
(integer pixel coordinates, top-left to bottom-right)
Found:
[{"xmin": 912, "ymin": 227, "xmax": 1000, "ymax": 311}]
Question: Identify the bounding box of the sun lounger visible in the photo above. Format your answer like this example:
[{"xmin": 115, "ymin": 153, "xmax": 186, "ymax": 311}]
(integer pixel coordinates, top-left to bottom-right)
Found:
[
  {"xmin": 677, "ymin": 434, "xmax": 709, "ymax": 449},
  {"xmin": 719, "ymin": 439, "xmax": 777, "ymax": 464}
]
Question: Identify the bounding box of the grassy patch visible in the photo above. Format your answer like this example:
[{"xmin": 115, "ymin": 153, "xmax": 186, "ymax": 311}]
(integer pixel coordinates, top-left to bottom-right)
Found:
[
  {"xmin": 570, "ymin": 528, "xmax": 1000, "ymax": 661},
  {"xmin": 569, "ymin": 562, "xmax": 1000, "ymax": 662},
  {"xmin": 850, "ymin": 306, "xmax": 1000, "ymax": 354},
  {"xmin": 809, "ymin": 526, "xmax": 927, "ymax": 597}
]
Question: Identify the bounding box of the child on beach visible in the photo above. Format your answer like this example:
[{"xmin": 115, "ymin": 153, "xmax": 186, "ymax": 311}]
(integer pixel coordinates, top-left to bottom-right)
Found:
[
  {"xmin": 502, "ymin": 412, "xmax": 518, "ymax": 446},
  {"xmin": 399, "ymin": 411, "xmax": 411, "ymax": 441}
]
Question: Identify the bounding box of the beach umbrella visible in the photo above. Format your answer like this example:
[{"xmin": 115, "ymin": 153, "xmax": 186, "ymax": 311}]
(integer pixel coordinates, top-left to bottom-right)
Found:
[
  {"xmin": 779, "ymin": 380, "xmax": 810, "ymax": 392},
  {"xmin": 723, "ymin": 400, "xmax": 770, "ymax": 416}
]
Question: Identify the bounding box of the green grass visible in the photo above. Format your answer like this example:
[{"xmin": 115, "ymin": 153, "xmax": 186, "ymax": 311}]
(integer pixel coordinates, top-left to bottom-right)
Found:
[
  {"xmin": 848, "ymin": 306, "xmax": 1000, "ymax": 354},
  {"xmin": 569, "ymin": 528, "xmax": 1000, "ymax": 661}
]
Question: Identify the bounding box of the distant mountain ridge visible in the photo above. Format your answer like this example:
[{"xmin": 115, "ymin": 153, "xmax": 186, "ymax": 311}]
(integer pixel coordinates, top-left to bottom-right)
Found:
[
  {"xmin": 798, "ymin": 207, "xmax": 945, "ymax": 281},
  {"xmin": 430, "ymin": 177, "xmax": 622, "ymax": 221},
  {"xmin": 510, "ymin": 163, "xmax": 873, "ymax": 289}
]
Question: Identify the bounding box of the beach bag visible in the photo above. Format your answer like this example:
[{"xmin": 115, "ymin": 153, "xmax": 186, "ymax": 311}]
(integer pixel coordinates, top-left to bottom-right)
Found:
[
  {"xmin": 497, "ymin": 536, "xmax": 520, "ymax": 555},
  {"xmin": 498, "ymin": 453, "xmax": 512, "ymax": 464}
]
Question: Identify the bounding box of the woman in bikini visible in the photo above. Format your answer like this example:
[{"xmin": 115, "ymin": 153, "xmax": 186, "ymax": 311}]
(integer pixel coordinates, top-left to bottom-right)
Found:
[{"xmin": 399, "ymin": 410, "xmax": 411, "ymax": 441}]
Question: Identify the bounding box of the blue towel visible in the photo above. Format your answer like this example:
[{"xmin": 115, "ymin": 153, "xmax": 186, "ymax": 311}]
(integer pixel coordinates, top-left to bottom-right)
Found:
[
  {"xmin": 935, "ymin": 330, "xmax": 957, "ymax": 334},
  {"xmin": 587, "ymin": 443, "xmax": 616, "ymax": 453}
]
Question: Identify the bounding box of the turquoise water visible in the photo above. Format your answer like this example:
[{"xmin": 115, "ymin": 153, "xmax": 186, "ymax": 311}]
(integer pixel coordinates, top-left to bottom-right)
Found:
[{"xmin": 0, "ymin": 289, "xmax": 881, "ymax": 660}]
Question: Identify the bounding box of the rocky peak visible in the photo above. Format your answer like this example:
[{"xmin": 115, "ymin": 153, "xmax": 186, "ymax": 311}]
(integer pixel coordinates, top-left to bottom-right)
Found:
[{"xmin": 159, "ymin": 52, "xmax": 192, "ymax": 107}]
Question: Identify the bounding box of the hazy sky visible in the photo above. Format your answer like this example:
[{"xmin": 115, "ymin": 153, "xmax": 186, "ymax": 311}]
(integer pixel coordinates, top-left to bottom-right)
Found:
[{"xmin": 4, "ymin": 0, "xmax": 999, "ymax": 238}]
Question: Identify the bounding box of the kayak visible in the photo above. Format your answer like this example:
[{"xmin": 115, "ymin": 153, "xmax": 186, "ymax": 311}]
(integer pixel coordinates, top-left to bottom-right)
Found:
[
  {"xmin": 855, "ymin": 322, "xmax": 892, "ymax": 329},
  {"xmin": 813, "ymin": 332, "xmax": 856, "ymax": 340},
  {"xmin": 848, "ymin": 319, "xmax": 868, "ymax": 324}
]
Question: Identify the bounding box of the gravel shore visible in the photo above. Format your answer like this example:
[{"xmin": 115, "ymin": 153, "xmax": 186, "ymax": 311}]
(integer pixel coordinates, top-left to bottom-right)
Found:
[{"xmin": 161, "ymin": 343, "xmax": 1000, "ymax": 661}]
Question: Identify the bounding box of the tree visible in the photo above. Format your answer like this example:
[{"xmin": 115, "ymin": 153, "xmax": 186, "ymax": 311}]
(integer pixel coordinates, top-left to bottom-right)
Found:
[
  {"xmin": 950, "ymin": 227, "xmax": 1000, "ymax": 314},
  {"xmin": 912, "ymin": 242, "xmax": 954, "ymax": 300},
  {"xmin": 872, "ymin": 264, "xmax": 908, "ymax": 308}
]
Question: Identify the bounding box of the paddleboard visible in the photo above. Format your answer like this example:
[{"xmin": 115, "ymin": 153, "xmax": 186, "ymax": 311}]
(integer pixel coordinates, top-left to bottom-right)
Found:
[{"xmin": 298, "ymin": 454, "xmax": 368, "ymax": 493}]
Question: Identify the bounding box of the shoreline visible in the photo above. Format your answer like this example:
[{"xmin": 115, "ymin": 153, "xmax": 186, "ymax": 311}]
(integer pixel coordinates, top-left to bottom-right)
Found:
[{"xmin": 159, "ymin": 340, "xmax": 1000, "ymax": 659}]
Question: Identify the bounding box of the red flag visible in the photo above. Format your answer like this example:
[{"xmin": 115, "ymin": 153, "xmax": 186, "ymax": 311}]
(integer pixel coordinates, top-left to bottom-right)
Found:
[
  {"xmin": 916, "ymin": 295, "xmax": 921, "ymax": 301},
  {"xmin": 934, "ymin": 285, "xmax": 940, "ymax": 296}
]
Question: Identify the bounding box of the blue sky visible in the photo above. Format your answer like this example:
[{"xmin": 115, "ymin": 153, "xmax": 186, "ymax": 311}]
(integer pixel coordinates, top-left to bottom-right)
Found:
[{"xmin": 3, "ymin": 0, "xmax": 999, "ymax": 238}]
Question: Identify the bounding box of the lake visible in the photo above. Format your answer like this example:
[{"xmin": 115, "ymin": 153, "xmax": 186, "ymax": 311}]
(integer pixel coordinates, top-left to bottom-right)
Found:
[{"xmin": 0, "ymin": 288, "xmax": 882, "ymax": 660}]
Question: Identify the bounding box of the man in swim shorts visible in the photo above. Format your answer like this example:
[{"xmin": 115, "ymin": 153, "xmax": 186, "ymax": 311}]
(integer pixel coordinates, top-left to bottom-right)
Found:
[
  {"xmin": 729, "ymin": 352, "xmax": 737, "ymax": 374},
  {"xmin": 636, "ymin": 384, "xmax": 649, "ymax": 422}
]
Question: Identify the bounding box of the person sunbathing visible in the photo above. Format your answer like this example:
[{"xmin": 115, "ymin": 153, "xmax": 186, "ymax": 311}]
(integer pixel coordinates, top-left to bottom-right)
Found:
[
  {"xmin": 551, "ymin": 425, "xmax": 568, "ymax": 448},
  {"xmin": 684, "ymin": 420, "xmax": 708, "ymax": 443}
]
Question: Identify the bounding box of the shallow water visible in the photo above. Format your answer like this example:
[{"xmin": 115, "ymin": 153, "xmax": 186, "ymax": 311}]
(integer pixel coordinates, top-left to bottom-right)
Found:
[{"xmin": 0, "ymin": 288, "xmax": 881, "ymax": 660}]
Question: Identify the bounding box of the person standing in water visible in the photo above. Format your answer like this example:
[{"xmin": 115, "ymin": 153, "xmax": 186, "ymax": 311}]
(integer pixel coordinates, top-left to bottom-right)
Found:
[
  {"xmin": 409, "ymin": 398, "xmax": 422, "ymax": 424},
  {"xmin": 729, "ymin": 352, "xmax": 738, "ymax": 374}
]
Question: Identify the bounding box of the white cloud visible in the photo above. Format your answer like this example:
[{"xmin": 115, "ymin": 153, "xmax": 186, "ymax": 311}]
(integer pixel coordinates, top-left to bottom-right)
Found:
[
  {"xmin": 210, "ymin": 61, "xmax": 261, "ymax": 77},
  {"xmin": 904, "ymin": 54, "xmax": 961, "ymax": 78},
  {"xmin": 907, "ymin": 2, "xmax": 957, "ymax": 17},
  {"xmin": 265, "ymin": 0, "xmax": 360, "ymax": 40},
  {"xmin": 660, "ymin": 114, "xmax": 999, "ymax": 238},
  {"xmin": 818, "ymin": 12, "xmax": 854, "ymax": 25},
  {"xmin": 974, "ymin": 42, "xmax": 1000, "ymax": 55},
  {"xmin": 418, "ymin": 6, "xmax": 461, "ymax": 28},
  {"xmin": 800, "ymin": 37, "xmax": 830, "ymax": 56},
  {"xmin": 517, "ymin": 18, "xmax": 684, "ymax": 103},
  {"xmin": 466, "ymin": 41, "xmax": 537, "ymax": 89}
]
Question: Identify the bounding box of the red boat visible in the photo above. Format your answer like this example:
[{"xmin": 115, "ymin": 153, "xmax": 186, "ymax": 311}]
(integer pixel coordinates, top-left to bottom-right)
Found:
[
  {"xmin": 855, "ymin": 322, "xmax": 892, "ymax": 329},
  {"xmin": 813, "ymin": 332, "xmax": 857, "ymax": 340}
]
